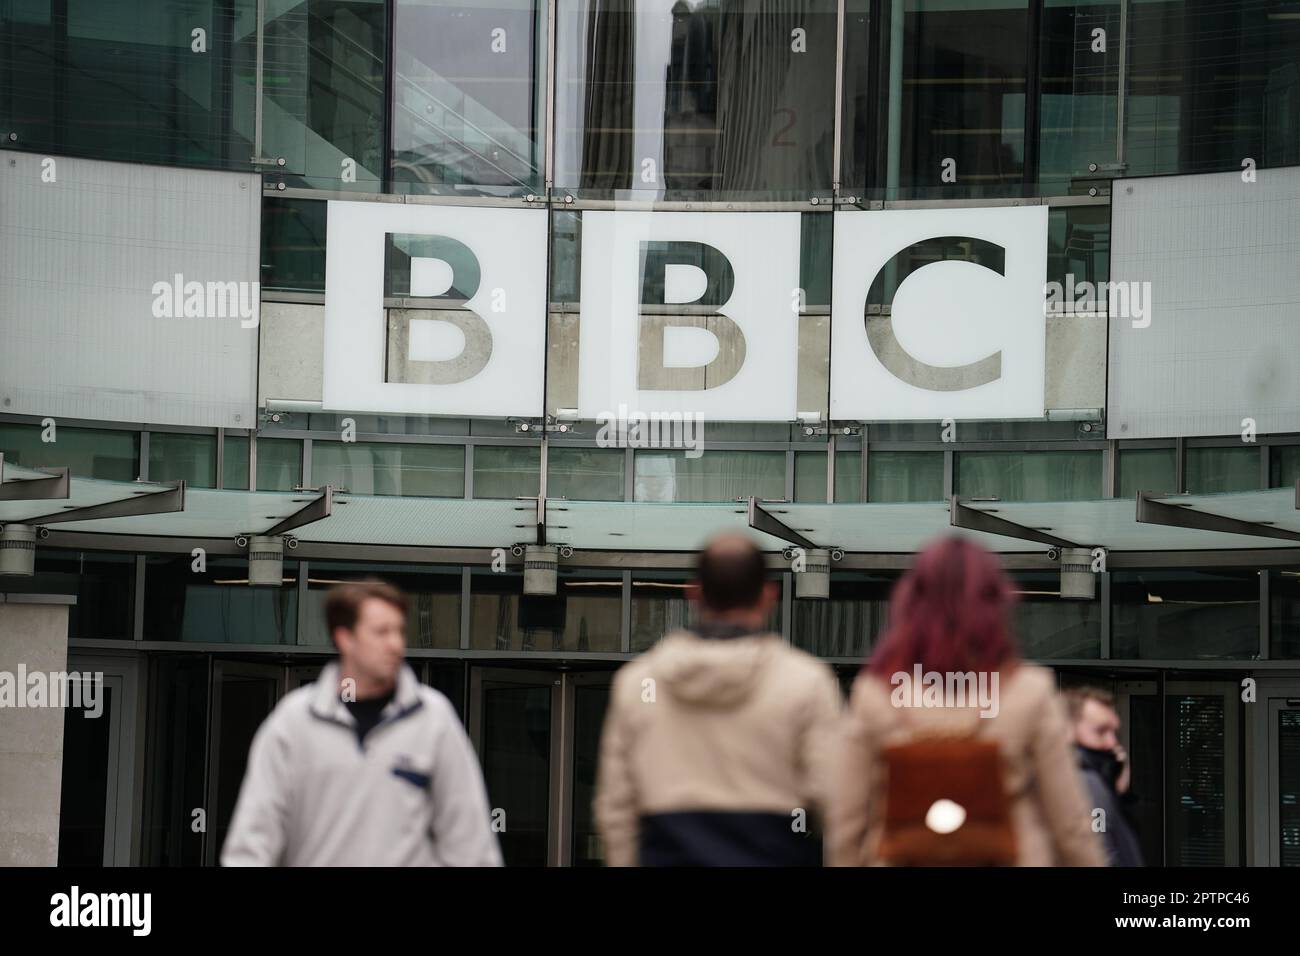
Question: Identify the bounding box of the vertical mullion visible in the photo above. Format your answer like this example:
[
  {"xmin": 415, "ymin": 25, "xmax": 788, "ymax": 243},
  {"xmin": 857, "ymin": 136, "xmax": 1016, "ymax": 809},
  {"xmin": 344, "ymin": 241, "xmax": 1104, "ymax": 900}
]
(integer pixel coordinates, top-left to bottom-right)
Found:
[
  {"xmin": 1024, "ymin": 0, "xmax": 1043, "ymax": 190},
  {"xmin": 620, "ymin": 570, "xmax": 631, "ymax": 654}
]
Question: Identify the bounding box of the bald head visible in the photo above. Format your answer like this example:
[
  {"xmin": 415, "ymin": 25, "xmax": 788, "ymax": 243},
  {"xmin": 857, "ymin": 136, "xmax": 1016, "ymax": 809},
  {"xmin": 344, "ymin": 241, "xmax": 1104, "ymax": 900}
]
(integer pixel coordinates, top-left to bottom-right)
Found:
[{"xmin": 696, "ymin": 533, "xmax": 767, "ymax": 612}]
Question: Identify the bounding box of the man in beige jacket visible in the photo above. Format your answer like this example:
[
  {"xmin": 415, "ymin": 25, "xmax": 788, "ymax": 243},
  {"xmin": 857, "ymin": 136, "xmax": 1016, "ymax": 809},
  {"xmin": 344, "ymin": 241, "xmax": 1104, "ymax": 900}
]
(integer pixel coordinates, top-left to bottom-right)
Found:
[{"xmin": 594, "ymin": 533, "xmax": 843, "ymax": 866}]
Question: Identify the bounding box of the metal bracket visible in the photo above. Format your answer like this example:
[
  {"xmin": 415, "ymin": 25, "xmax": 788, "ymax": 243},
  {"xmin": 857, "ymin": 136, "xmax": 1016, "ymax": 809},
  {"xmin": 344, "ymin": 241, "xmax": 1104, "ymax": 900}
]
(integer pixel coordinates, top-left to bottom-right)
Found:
[
  {"xmin": 0, "ymin": 455, "xmax": 70, "ymax": 502},
  {"xmin": 20, "ymin": 480, "xmax": 186, "ymax": 526},
  {"xmin": 1136, "ymin": 490, "xmax": 1300, "ymax": 544},
  {"xmin": 261, "ymin": 486, "xmax": 334, "ymax": 538},
  {"xmin": 949, "ymin": 495, "xmax": 1082, "ymax": 549},
  {"xmin": 747, "ymin": 497, "xmax": 819, "ymax": 550}
]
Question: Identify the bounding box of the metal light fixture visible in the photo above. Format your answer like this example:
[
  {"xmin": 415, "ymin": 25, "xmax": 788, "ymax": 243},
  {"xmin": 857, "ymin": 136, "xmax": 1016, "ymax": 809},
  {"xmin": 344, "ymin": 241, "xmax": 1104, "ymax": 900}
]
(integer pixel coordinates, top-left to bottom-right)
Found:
[
  {"xmin": 246, "ymin": 534, "xmax": 285, "ymax": 587},
  {"xmin": 1057, "ymin": 546, "xmax": 1096, "ymax": 601},
  {"xmin": 0, "ymin": 524, "xmax": 36, "ymax": 577},
  {"xmin": 523, "ymin": 544, "xmax": 558, "ymax": 596},
  {"xmin": 793, "ymin": 547, "xmax": 831, "ymax": 600}
]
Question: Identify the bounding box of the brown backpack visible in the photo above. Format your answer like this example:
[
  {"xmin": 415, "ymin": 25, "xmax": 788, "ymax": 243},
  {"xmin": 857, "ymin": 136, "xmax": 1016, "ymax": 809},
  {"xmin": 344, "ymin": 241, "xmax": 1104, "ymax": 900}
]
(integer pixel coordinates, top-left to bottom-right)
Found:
[{"xmin": 877, "ymin": 731, "xmax": 1017, "ymax": 866}]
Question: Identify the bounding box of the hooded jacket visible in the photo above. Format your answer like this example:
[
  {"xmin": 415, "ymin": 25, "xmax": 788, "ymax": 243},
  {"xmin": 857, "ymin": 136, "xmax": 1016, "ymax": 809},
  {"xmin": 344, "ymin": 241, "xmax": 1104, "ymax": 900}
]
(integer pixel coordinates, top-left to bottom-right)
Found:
[
  {"xmin": 593, "ymin": 629, "xmax": 843, "ymax": 866},
  {"xmin": 221, "ymin": 662, "xmax": 502, "ymax": 867},
  {"xmin": 826, "ymin": 665, "xmax": 1105, "ymax": 867}
]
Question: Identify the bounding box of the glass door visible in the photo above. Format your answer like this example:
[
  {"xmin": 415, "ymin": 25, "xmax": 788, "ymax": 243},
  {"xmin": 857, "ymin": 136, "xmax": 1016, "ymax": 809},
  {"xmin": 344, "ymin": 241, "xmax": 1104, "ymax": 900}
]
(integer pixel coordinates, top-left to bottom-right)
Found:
[
  {"xmin": 1164, "ymin": 680, "xmax": 1241, "ymax": 866},
  {"xmin": 204, "ymin": 661, "xmax": 286, "ymax": 865},
  {"xmin": 1251, "ymin": 679, "xmax": 1300, "ymax": 866},
  {"xmin": 565, "ymin": 672, "xmax": 613, "ymax": 867},
  {"xmin": 469, "ymin": 668, "xmax": 560, "ymax": 867}
]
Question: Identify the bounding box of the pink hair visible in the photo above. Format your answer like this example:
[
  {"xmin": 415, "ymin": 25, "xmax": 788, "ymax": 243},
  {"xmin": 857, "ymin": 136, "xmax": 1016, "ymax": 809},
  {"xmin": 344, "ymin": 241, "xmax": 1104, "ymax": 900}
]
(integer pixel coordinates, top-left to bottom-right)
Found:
[{"xmin": 866, "ymin": 536, "xmax": 1020, "ymax": 678}]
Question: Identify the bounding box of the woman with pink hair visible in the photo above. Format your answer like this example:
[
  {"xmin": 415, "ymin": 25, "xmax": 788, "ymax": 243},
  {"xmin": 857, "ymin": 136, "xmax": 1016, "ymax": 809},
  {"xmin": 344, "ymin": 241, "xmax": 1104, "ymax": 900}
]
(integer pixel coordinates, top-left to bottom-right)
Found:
[{"xmin": 826, "ymin": 536, "xmax": 1103, "ymax": 867}]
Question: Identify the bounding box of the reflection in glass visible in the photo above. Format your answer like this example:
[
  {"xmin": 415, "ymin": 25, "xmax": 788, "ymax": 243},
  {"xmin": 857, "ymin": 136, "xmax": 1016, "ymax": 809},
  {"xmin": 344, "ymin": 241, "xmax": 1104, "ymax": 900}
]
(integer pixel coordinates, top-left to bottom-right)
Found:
[
  {"xmin": 257, "ymin": 438, "xmax": 304, "ymax": 492},
  {"xmin": 792, "ymin": 573, "xmax": 892, "ymax": 658},
  {"xmin": 1010, "ymin": 572, "xmax": 1100, "ymax": 659},
  {"xmin": 391, "ymin": 0, "xmax": 545, "ymax": 195},
  {"xmin": 868, "ymin": 450, "xmax": 944, "ymax": 502},
  {"xmin": 0, "ymin": 423, "xmax": 137, "ymax": 481},
  {"xmin": 958, "ymin": 450, "xmax": 1102, "ymax": 501},
  {"xmin": 144, "ymin": 556, "xmax": 299, "ymax": 643},
  {"xmin": 313, "ymin": 440, "xmax": 463, "ymax": 496},
  {"xmin": 634, "ymin": 449, "xmax": 784, "ymax": 501},
  {"xmin": 1269, "ymin": 570, "xmax": 1300, "ymax": 661},
  {"xmin": 469, "ymin": 571, "xmax": 621, "ymax": 651},
  {"xmin": 58, "ymin": 681, "xmax": 112, "ymax": 866},
  {"xmin": 572, "ymin": 682, "xmax": 612, "ymax": 866},
  {"xmin": 548, "ymin": 446, "xmax": 625, "ymax": 501},
  {"xmin": 473, "ymin": 445, "xmax": 540, "ymax": 499},
  {"xmin": 17, "ymin": 552, "xmax": 136, "ymax": 641},
  {"xmin": 303, "ymin": 562, "xmax": 461, "ymax": 648},
  {"xmin": 1185, "ymin": 447, "xmax": 1259, "ymax": 494},
  {"xmin": 1111, "ymin": 570, "xmax": 1258, "ymax": 660},
  {"xmin": 481, "ymin": 682, "xmax": 550, "ymax": 866},
  {"xmin": 1165, "ymin": 694, "xmax": 1226, "ymax": 866},
  {"xmin": 556, "ymin": 0, "xmax": 836, "ymax": 199},
  {"xmin": 149, "ymin": 432, "xmax": 217, "ymax": 488},
  {"xmin": 1117, "ymin": 447, "xmax": 1176, "ymax": 499},
  {"xmin": 141, "ymin": 656, "xmax": 209, "ymax": 866}
]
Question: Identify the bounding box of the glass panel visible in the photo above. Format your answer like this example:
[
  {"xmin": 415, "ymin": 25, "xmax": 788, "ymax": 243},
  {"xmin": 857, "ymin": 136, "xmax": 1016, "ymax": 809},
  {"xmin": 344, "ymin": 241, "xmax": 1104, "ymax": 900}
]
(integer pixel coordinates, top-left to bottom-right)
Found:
[
  {"xmin": 144, "ymin": 556, "xmax": 299, "ymax": 643},
  {"xmin": 1271, "ymin": 446, "xmax": 1300, "ymax": 490},
  {"xmin": 391, "ymin": 0, "xmax": 545, "ymax": 196},
  {"xmin": 572, "ymin": 681, "xmax": 612, "ymax": 866},
  {"xmin": 555, "ymin": 0, "xmax": 838, "ymax": 200},
  {"xmin": 548, "ymin": 446, "xmax": 624, "ymax": 501},
  {"xmin": 262, "ymin": 0, "xmax": 387, "ymax": 191},
  {"xmin": 5, "ymin": 551, "xmax": 135, "ymax": 641},
  {"xmin": 469, "ymin": 570, "xmax": 621, "ymax": 651},
  {"xmin": 0, "ymin": 0, "xmax": 254, "ymax": 170},
  {"xmin": 1117, "ymin": 447, "xmax": 1176, "ymax": 498},
  {"xmin": 792, "ymin": 572, "xmax": 893, "ymax": 659},
  {"xmin": 1111, "ymin": 570, "xmax": 1259, "ymax": 660},
  {"xmin": 1046, "ymin": 204, "xmax": 1109, "ymax": 291},
  {"xmin": 630, "ymin": 572, "xmax": 691, "ymax": 652},
  {"xmin": 794, "ymin": 450, "xmax": 827, "ymax": 503},
  {"xmin": 426, "ymin": 661, "xmax": 467, "ymax": 721},
  {"xmin": 1281, "ymin": 709, "xmax": 1300, "ymax": 867},
  {"xmin": 141, "ymin": 656, "xmax": 208, "ymax": 865},
  {"xmin": 303, "ymin": 562, "xmax": 461, "ymax": 649},
  {"xmin": 1038, "ymin": 0, "xmax": 1121, "ymax": 195},
  {"xmin": 304, "ymin": 413, "xmax": 471, "ymax": 436},
  {"xmin": 0, "ymin": 423, "xmax": 137, "ymax": 481},
  {"xmin": 1185, "ymin": 446, "xmax": 1260, "ymax": 494},
  {"xmin": 148, "ymin": 432, "xmax": 217, "ymax": 487},
  {"xmin": 631, "ymin": 570, "xmax": 778, "ymax": 652},
  {"xmin": 256, "ymin": 438, "xmax": 303, "ymax": 491},
  {"xmin": 57, "ymin": 680, "xmax": 112, "ymax": 866},
  {"xmin": 868, "ymin": 450, "xmax": 944, "ymax": 502},
  {"xmin": 1127, "ymin": 692, "xmax": 1164, "ymax": 866},
  {"xmin": 957, "ymin": 449, "xmax": 1102, "ymax": 501},
  {"xmin": 312, "ymin": 440, "xmax": 463, "ymax": 496},
  {"xmin": 633, "ymin": 449, "xmax": 784, "ymax": 502},
  {"xmin": 213, "ymin": 671, "xmax": 280, "ymax": 862},
  {"xmin": 473, "ymin": 445, "xmax": 540, "ymax": 499},
  {"xmin": 1126, "ymin": 1, "xmax": 1300, "ymax": 178},
  {"xmin": 1011, "ymin": 571, "xmax": 1100, "ymax": 659},
  {"xmin": 1269, "ymin": 571, "xmax": 1300, "ymax": 660},
  {"xmin": 1166, "ymin": 693, "xmax": 1225, "ymax": 866},
  {"xmin": 859, "ymin": 0, "xmax": 1030, "ymax": 200},
  {"xmin": 261, "ymin": 198, "xmax": 327, "ymax": 292},
  {"xmin": 224, "ymin": 434, "xmax": 251, "ymax": 490},
  {"xmin": 481, "ymin": 681, "xmax": 550, "ymax": 866}
]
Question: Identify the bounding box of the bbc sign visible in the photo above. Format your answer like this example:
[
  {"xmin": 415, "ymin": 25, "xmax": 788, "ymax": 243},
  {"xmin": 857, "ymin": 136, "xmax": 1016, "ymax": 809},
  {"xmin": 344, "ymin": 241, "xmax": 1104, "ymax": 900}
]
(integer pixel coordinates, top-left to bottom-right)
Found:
[{"xmin": 323, "ymin": 201, "xmax": 1048, "ymax": 421}]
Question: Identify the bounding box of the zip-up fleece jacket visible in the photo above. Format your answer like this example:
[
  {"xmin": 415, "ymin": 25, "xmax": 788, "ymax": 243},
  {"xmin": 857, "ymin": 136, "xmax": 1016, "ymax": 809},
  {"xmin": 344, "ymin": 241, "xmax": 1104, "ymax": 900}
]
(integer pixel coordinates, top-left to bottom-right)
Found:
[
  {"xmin": 594, "ymin": 630, "xmax": 843, "ymax": 866},
  {"xmin": 222, "ymin": 663, "xmax": 503, "ymax": 867}
]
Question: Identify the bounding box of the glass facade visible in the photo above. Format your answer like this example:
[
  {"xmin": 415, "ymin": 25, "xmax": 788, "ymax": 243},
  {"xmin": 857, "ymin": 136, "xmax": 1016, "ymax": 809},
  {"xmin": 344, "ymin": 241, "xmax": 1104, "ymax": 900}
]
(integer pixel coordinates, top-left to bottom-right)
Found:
[{"xmin": 7, "ymin": 0, "xmax": 1300, "ymax": 871}]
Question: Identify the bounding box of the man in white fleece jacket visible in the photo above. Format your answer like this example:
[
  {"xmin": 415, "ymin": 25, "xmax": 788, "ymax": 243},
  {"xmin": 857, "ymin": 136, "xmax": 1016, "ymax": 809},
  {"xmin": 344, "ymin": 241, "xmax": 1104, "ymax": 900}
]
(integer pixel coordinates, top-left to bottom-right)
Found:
[{"xmin": 222, "ymin": 579, "xmax": 502, "ymax": 866}]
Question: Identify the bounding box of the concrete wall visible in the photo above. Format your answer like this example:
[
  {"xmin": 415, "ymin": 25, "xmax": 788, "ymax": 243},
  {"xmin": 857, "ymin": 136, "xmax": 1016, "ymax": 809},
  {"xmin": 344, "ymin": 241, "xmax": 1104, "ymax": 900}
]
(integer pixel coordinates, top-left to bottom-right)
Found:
[{"xmin": 0, "ymin": 595, "xmax": 73, "ymax": 866}]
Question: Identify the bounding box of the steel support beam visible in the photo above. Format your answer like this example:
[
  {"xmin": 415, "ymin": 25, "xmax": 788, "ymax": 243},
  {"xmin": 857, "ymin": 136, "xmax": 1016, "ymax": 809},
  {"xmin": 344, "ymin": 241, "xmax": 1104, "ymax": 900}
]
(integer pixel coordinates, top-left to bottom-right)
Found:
[
  {"xmin": 747, "ymin": 497, "xmax": 818, "ymax": 550},
  {"xmin": 21, "ymin": 481, "xmax": 186, "ymax": 525},
  {"xmin": 0, "ymin": 456, "xmax": 70, "ymax": 502},
  {"xmin": 1136, "ymin": 490, "xmax": 1300, "ymax": 544},
  {"xmin": 949, "ymin": 495, "xmax": 1081, "ymax": 549},
  {"xmin": 262, "ymin": 486, "xmax": 334, "ymax": 537}
]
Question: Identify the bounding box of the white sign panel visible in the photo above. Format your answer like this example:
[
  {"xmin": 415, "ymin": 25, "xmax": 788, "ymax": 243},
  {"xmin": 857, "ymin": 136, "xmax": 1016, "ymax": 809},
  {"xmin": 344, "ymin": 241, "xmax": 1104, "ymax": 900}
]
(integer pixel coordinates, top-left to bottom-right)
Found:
[
  {"xmin": 323, "ymin": 201, "xmax": 547, "ymax": 417},
  {"xmin": 0, "ymin": 154, "xmax": 259, "ymax": 429},
  {"xmin": 577, "ymin": 211, "xmax": 802, "ymax": 422},
  {"xmin": 830, "ymin": 205, "xmax": 1048, "ymax": 421},
  {"xmin": 1108, "ymin": 168, "xmax": 1300, "ymax": 439}
]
